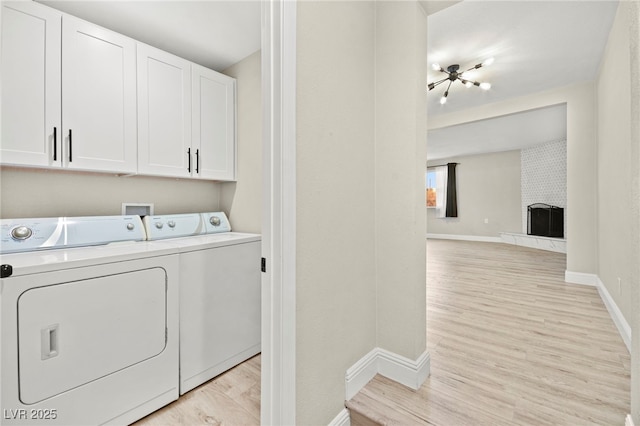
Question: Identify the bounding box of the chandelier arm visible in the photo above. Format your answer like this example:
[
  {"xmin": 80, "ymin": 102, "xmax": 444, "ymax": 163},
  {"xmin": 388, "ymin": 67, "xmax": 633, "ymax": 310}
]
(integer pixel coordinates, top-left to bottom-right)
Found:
[
  {"xmin": 431, "ymin": 77, "xmax": 449, "ymax": 86},
  {"xmin": 444, "ymin": 80, "xmax": 453, "ymax": 94},
  {"xmin": 463, "ymin": 64, "xmax": 482, "ymax": 73},
  {"xmin": 460, "ymin": 78, "xmax": 482, "ymax": 86}
]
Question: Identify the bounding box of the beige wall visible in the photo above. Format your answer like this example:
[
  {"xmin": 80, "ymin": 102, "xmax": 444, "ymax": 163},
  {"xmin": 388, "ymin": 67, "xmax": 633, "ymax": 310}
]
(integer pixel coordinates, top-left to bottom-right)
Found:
[
  {"xmin": 426, "ymin": 150, "xmax": 522, "ymax": 237},
  {"xmin": 375, "ymin": 1, "xmax": 427, "ymax": 359},
  {"xmin": 599, "ymin": 1, "xmax": 640, "ymax": 421},
  {"xmin": 0, "ymin": 167, "xmax": 220, "ymax": 218},
  {"xmin": 429, "ymin": 82, "xmax": 597, "ymax": 275},
  {"xmin": 295, "ymin": 1, "xmax": 427, "ymax": 422},
  {"xmin": 596, "ymin": 1, "xmax": 633, "ymax": 332},
  {"xmin": 296, "ymin": 2, "xmax": 377, "ymax": 423},
  {"xmin": 628, "ymin": 2, "xmax": 640, "ymax": 421},
  {"xmin": 221, "ymin": 50, "xmax": 262, "ymax": 233}
]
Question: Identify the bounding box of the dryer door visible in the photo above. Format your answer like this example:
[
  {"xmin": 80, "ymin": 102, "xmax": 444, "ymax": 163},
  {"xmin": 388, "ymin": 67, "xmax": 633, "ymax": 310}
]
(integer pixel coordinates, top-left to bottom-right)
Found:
[{"xmin": 18, "ymin": 267, "xmax": 167, "ymax": 404}]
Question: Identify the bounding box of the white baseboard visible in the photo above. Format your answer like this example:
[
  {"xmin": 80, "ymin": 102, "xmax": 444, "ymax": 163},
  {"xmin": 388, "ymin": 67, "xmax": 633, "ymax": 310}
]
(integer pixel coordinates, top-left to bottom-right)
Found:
[
  {"xmin": 426, "ymin": 233, "xmax": 502, "ymax": 243},
  {"xmin": 377, "ymin": 348, "xmax": 430, "ymax": 390},
  {"xmin": 344, "ymin": 349, "xmax": 379, "ymax": 400},
  {"xmin": 345, "ymin": 347, "xmax": 430, "ymax": 401},
  {"xmin": 565, "ymin": 271, "xmax": 631, "ymax": 353},
  {"xmin": 627, "ymin": 414, "xmax": 635, "ymax": 426},
  {"xmin": 596, "ymin": 276, "xmax": 631, "ymax": 353},
  {"xmin": 328, "ymin": 408, "xmax": 350, "ymax": 426},
  {"xmin": 564, "ymin": 270, "xmax": 598, "ymax": 286}
]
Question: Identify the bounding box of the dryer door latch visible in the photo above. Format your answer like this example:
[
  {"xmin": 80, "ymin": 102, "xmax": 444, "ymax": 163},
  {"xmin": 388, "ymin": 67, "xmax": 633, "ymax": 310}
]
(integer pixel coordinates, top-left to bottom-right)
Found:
[{"xmin": 1, "ymin": 264, "xmax": 12, "ymax": 278}]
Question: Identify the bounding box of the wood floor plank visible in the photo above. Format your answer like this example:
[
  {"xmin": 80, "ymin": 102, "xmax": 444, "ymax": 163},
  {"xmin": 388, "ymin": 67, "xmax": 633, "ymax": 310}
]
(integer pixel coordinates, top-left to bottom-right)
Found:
[
  {"xmin": 348, "ymin": 240, "xmax": 630, "ymax": 426},
  {"xmin": 133, "ymin": 354, "xmax": 261, "ymax": 426}
]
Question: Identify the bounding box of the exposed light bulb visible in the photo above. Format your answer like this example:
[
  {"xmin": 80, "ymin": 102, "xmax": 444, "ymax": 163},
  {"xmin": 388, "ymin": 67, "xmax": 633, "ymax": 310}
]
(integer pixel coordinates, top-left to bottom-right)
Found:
[
  {"xmin": 465, "ymin": 81, "xmax": 473, "ymax": 88},
  {"xmin": 431, "ymin": 63, "xmax": 441, "ymax": 71},
  {"xmin": 479, "ymin": 82, "xmax": 491, "ymax": 90},
  {"xmin": 439, "ymin": 96, "xmax": 447, "ymax": 105},
  {"xmin": 482, "ymin": 57, "xmax": 495, "ymax": 67}
]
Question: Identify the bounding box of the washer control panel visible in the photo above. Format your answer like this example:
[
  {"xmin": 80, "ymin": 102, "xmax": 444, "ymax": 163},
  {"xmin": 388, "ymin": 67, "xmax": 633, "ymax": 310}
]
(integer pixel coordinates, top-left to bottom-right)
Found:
[
  {"xmin": 202, "ymin": 212, "xmax": 231, "ymax": 234},
  {"xmin": 143, "ymin": 212, "xmax": 231, "ymax": 240},
  {"xmin": 143, "ymin": 213, "xmax": 204, "ymax": 240},
  {"xmin": 0, "ymin": 216, "xmax": 145, "ymax": 254},
  {"xmin": 11, "ymin": 226, "xmax": 33, "ymax": 240}
]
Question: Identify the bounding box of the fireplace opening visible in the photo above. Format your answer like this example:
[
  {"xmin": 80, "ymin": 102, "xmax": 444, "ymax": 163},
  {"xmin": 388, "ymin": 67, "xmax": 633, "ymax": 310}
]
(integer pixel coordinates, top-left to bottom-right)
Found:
[{"xmin": 527, "ymin": 203, "xmax": 564, "ymax": 238}]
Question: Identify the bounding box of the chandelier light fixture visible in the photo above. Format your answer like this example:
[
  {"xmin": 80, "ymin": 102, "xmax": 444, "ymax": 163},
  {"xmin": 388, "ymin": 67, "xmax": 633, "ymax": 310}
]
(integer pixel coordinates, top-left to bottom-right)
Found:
[{"xmin": 427, "ymin": 57, "xmax": 494, "ymax": 105}]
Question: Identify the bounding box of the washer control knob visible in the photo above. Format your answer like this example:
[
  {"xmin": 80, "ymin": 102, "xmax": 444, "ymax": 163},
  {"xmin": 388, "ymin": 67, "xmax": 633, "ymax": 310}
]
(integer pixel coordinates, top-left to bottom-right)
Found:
[
  {"xmin": 155, "ymin": 222, "xmax": 164, "ymax": 229},
  {"xmin": 126, "ymin": 223, "xmax": 135, "ymax": 231},
  {"xmin": 168, "ymin": 220, "xmax": 176, "ymax": 228},
  {"xmin": 11, "ymin": 226, "xmax": 33, "ymax": 240},
  {"xmin": 210, "ymin": 216, "xmax": 221, "ymax": 227}
]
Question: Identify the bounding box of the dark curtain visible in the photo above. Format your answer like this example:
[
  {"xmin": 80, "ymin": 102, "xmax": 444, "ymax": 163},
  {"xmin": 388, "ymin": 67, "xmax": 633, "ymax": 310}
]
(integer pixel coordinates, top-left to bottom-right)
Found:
[{"xmin": 445, "ymin": 163, "xmax": 458, "ymax": 217}]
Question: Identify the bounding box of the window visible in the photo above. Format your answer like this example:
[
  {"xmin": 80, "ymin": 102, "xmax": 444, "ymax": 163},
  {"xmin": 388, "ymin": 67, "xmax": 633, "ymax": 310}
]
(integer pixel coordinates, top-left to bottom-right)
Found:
[{"xmin": 426, "ymin": 170, "xmax": 437, "ymax": 208}]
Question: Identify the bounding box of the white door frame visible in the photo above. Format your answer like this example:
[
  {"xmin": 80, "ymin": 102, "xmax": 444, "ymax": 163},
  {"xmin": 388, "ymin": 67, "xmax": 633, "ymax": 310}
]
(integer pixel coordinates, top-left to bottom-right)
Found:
[{"xmin": 261, "ymin": 0, "xmax": 297, "ymax": 424}]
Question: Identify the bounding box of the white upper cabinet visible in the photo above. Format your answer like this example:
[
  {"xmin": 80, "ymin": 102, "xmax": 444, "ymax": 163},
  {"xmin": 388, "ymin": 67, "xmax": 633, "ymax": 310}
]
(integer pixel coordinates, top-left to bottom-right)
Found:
[
  {"xmin": 62, "ymin": 15, "xmax": 137, "ymax": 173},
  {"xmin": 192, "ymin": 64, "xmax": 236, "ymax": 181},
  {"xmin": 1, "ymin": 4, "xmax": 136, "ymax": 174},
  {"xmin": 1, "ymin": 2, "xmax": 236, "ymax": 181},
  {"xmin": 1, "ymin": 2, "xmax": 61, "ymax": 167},
  {"xmin": 137, "ymin": 43, "xmax": 192, "ymax": 178}
]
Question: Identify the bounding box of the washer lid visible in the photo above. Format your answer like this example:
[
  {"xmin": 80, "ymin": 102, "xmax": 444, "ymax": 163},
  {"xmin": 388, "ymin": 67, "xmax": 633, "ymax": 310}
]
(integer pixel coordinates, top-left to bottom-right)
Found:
[{"xmin": 0, "ymin": 216, "xmax": 146, "ymax": 254}]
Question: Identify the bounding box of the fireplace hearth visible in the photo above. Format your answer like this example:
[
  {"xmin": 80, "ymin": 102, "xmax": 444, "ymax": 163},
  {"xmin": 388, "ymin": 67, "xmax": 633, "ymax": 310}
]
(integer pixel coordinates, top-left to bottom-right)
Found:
[{"xmin": 527, "ymin": 203, "xmax": 564, "ymax": 238}]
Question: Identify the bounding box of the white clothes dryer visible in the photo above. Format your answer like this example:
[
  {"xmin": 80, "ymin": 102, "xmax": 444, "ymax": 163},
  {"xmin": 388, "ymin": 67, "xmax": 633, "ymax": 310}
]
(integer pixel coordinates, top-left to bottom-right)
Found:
[
  {"xmin": 144, "ymin": 213, "xmax": 261, "ymax": 394},
  {"xmin": 0, "ymin": 215, "xmax": 180, "ymax": 425}
]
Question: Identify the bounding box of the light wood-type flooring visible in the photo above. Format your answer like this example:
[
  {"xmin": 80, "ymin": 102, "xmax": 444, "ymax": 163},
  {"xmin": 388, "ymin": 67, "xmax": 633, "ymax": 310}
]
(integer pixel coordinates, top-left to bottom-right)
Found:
[
  {"xmin": 134, "ymin": 239, "xmax": 630, "ymax": 425},
  {"xmin": 348, "ymin": 239, "xmax": 631, "ymax": 425},
  {"xmin": 133, "ymin": 354, "xmax": 260, "ymax": 425}
]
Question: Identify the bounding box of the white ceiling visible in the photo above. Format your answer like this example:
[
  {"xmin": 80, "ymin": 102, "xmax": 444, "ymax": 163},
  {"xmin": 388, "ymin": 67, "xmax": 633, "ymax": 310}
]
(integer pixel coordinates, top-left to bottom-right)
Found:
[
  {"xmin": 426, "ymin": 1, "xmax": 618, "ymax": 160},
  {"xmin": 428, "ymin": 103, "xmax": 567, "ymax": 161},
  {"xmin": 38, "ymin": 1, "xmax": 261, "ymax": 71},
  {"xmin": 427, "ymin": 1, "xmax": 618, "ymax": 116}
]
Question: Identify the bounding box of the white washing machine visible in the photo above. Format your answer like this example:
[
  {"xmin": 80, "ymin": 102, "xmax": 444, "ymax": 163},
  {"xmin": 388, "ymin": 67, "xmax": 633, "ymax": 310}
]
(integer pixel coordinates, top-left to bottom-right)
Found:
[
  {"xmin": 143, "ymin": 212, "xmax": 261, "ymax": 394},
  {"xmin": 0, "ymin": 216, "xmax": 180, "ymax": 425}
]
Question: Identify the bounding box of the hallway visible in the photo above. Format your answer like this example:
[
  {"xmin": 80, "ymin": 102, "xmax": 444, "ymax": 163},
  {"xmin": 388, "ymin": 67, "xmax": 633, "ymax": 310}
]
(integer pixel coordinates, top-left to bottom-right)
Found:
[{"xmin": 348, "ymin": 239, "xmax": 630, "ymax": 425}]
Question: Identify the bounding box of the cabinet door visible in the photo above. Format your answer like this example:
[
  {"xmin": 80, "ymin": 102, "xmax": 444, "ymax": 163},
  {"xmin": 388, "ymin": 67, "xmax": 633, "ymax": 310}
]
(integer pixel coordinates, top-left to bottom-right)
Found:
[
  {"xmin": 1, "ymin": 2, "xmax": 61, "ymax": 167},
  {"xmin": 61, "ymin": 15, "xmax": 137, "ymax": 173},
  {"xmin": 137, "ymin": 43, "xmax": 192, "ymax": 178},
  {"xmin": 192, "ymin": 64, "xmax": 236, "ymax": 181}
]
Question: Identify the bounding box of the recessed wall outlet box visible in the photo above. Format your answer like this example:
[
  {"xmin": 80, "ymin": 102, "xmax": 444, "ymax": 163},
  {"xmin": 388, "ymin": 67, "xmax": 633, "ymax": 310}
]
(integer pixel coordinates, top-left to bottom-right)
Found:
[{"xmin": 122, "ymin": 203, "xmax": 154, "ymax": 217}]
